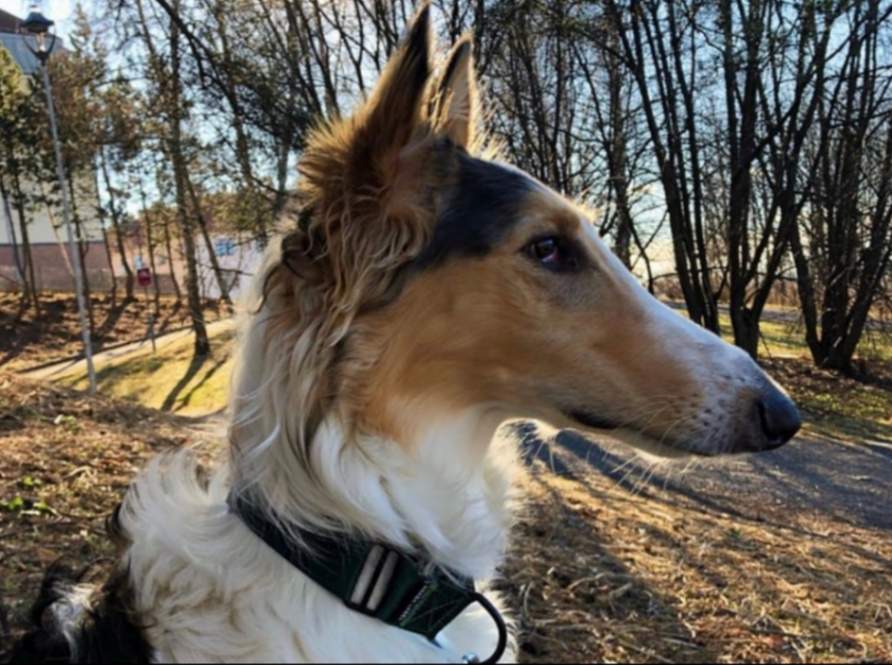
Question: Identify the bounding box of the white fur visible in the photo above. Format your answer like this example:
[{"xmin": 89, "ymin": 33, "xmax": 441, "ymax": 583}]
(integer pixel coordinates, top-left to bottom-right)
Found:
[
  {"xmin": 50, "ymin": 584, "xmax": 94, "ymax": 662},
  {"xmin": 115, "ymin": 410, "xmax": 520, "ymax": 663},
  {"xmin": 100, "ymin": 176, "xmax": 779, "ymax": 665}
]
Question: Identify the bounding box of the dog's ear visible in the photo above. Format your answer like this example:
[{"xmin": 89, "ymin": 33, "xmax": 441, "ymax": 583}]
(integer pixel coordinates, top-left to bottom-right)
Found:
[
  {"xmin": 432, "ymin": 36, "xmax": 479, "ymax": 149},
  {"xmin": 358, "ymin": 3, "xmax": 433, "ymax": 167},
  {"xmin": 285, "ymin": 3, "xmax": 443, "ymax": 321},
  {"xmin": 298, "ymin": 3, "xmax": 438, "ymax": 226}
]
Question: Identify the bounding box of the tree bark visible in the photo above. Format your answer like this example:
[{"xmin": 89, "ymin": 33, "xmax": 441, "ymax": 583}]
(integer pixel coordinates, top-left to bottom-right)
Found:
[
  {"xmin": 162, "ymin": 216, "xmax": 182, "ymax": 302},
  {"xmin": 139, "ymin": 181, "xmax": 162, "ymax": 315},
  {"xmin": 99, "ymin": 147, "xmax": 135, "ymax": 301},
  {"xmin": 185, "ymin": 174, "xmax": 232, "ymax": 305},
  {"xmin": 0, "ymin": 172, "xmax": 34, "ymax": 309},
  {"xmin": 92, "ymin": 165, "xmax": 117, "ymax": 304},
  {"xmin": 168, "ymin": 5, "xmax": 210, "ymax": 356},
  {"xmin": 67, "ymin": 172, "xmax": 95, "ymax": 334},
  {"xmin": 4, "ymin": 152, "xmax": 39, "ymax": 311}
]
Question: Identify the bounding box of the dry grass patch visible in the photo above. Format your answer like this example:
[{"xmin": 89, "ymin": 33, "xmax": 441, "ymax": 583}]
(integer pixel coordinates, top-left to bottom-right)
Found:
[
  {"xmin": 0, "ymin": 375, "xmax": 218, "ymax": 651},
  {"xmin": 55, "ymin": 323, "xmax": 236, "ymax": 416},
  {"xmin": 500, "ymin": 456, "xmax": 892, "ymax": 663},
  {"xmin": 0, "ymin": 292, "xmax": 230, "ymax": 372},
  {"xmin": 1, "ymin": 377, "xmax": 890, "ymax": 663}
]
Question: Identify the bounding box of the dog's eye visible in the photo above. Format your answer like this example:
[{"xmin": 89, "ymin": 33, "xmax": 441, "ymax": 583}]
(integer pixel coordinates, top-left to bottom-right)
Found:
[{"xmin": 524, "ymin": 236, "xmax": 578, "ymax": 272}]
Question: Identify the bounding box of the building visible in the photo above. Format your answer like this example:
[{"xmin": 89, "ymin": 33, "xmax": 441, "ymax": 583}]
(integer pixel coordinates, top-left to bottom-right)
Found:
[{"xmin": 0, "ymin": 8, "xmax": 108, "ymax": 293}]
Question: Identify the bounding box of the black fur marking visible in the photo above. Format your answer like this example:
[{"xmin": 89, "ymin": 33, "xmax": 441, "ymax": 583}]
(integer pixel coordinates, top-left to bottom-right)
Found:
[
  {"xmin": 415, "ymin": 154, "xmax": 533, "ymax": 269},
  {"xmin": 5, "ymin": 562, "xmax": 151, "ymax": 664}
]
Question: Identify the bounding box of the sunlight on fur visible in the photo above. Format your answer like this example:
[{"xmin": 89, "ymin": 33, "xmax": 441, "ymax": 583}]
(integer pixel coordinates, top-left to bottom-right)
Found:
[{"xmin": 11, "ymin": 3, "xmax": 801, "ymax": 663}]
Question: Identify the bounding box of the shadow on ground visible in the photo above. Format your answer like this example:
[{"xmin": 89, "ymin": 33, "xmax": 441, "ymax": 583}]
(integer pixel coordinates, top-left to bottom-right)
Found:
[
  {"xmin": 514, "ymin": 421, "xmax": 892, "ymax": 532},
  {"xmin": 504, "ymin": 421, "xmax": 892, "ymax": 661}
]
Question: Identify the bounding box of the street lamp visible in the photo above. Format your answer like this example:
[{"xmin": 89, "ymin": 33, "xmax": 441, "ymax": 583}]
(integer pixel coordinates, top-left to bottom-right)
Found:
[{"xmin": 20, "ymin": 3, "xmax": 96, "ymax": 393}]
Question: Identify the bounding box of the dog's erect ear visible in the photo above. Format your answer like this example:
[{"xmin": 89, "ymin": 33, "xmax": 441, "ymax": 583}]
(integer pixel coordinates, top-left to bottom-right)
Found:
[
  {"xmin": 288, "ymin": 4, "xmax": 441, "ymax": 316},
  {"xmin": 432, "ymin": 36, "xmax": 479, "ymax": 148},
  {"xmin": 298, "ymin": 3, "xmax": 437, "ymax": 226},
  {"xmin": 358, "ymin": 3, "xmax": 432, "ymax": 168}
]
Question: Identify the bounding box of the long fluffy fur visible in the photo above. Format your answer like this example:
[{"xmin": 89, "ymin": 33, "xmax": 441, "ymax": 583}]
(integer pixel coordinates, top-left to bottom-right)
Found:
[{"xmin": 11, "ymin": 8, "xmax": 521, "ymax": 663}]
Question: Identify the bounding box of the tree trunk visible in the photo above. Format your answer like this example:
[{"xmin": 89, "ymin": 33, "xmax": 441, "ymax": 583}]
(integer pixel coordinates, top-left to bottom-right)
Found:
[
  {"xmin": 99, "ymin": 148, "xmax": 135, "ymax": 301},
  {"xmin": 139, "ymin": 182, "xmax": 162, "ymax": 316},
  {"xmin": 185, "ymin": 175, "xmax": 232, "ymax": 305},
  {"xmin": 68, "ymin": 173, "xmax": 95, "ymax": 334},
  {"xmin": 213, "ymin": 5, "xmax": 269, "ymax": 244},
  {"xmin": 0, "ymin": 172, "xmax": 33, "ymax": 308},
  {"xmin": 5, "ymin": 157, "xmax": 39, "ymax": 312},
  {"xmin": 168, "ymin": 7, "xmax": 210, "ymax": 356},
  {"xmin": 163, "ymin": 217, "xmax": 182, "ymax": 302},
  {"xmin": 605, "ymin": 25, "xmax": 633, "ymax": 268},
  {"xmin": 93, "ymin": 166, "xmax": 118, "ymax": 304},
  {"xmin": 101, "ymin": 226, "xmax": 118, "ymax": 307},
  {"xmin": 604, "ymin": 0, "xmax": 719, "ymax": 333}
]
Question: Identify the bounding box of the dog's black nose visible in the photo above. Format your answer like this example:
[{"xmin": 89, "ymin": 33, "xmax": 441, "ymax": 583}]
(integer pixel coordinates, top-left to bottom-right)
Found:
[
  {"xmin": 729, "ymin": 384, "xmax": 801, "ymax": 453},
  {"xmin": 755, "ymin": 388, "xmax": 801, "ymax": 449}
]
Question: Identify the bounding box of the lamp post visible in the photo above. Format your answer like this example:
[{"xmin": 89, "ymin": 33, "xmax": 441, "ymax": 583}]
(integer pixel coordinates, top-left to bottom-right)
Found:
[{"xmin": 21, "ymin": 4, "xmax": 96, "ymax": 393}]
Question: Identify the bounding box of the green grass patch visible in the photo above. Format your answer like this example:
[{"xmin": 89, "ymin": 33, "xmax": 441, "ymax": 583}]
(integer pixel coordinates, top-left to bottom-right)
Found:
[{"xmin": 59, "ymin": 327, "xmax": 236, "ymax": 415}]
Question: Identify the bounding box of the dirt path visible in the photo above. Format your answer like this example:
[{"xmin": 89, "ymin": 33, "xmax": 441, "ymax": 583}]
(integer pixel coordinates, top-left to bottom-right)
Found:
[
  {"xmin": 522, "ymin": 426, "xmax": 892, "ymax": 532},
  {"xmin": 0, "ymin": 294, "xmax": 230, "ymax": 372},
  {"xmin": 23, "ymin": 319, "xmax": 235, "ymax": 382}
]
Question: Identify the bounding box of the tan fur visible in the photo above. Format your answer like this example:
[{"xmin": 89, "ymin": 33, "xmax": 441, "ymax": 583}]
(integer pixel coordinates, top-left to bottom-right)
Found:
[
  {"xmin": 342, "ymin": 186, "xmax": 707, "ymax": 451},
  {"xmin": 74, "ymin": 10, "xmax": 797, "ymax": 664},
  {"xmin": 232, "ymin": 0, "xmax": 780, "ymax": 509},
  {"xmin": 228, "ymin": 5, "xmax": 498, "ymax": 521}
]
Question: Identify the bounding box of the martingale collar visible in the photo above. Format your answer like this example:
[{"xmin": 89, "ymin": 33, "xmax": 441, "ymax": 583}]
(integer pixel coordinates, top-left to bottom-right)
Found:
[{"xmin": 228, "ymin": 495, "xmax": 508, "ymax": 664}]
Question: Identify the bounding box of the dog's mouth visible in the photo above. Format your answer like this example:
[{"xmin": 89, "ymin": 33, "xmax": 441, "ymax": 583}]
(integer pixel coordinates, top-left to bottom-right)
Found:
[
  {"xmin": 566, "ymin": 410, "xmax": 620, "ymax": 432},
  {"xmin": 563, "ymin": 409, "xmax": 709, "ymax": 458}
]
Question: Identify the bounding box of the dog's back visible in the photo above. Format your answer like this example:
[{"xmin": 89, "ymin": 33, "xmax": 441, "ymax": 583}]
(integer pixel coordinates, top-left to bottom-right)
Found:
[{"xmin": 5, "ymin": 563, "xmax": 150, "ymax": 664}]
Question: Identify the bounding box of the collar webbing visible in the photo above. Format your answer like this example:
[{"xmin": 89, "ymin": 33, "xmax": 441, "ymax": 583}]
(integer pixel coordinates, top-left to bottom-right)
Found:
[{"xmin": 228, "ymin": 494, "xmax": 506, "ymax": 661}]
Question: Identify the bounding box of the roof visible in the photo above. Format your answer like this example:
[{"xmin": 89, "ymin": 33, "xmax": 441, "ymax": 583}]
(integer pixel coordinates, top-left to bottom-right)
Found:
[
  {"xmin": 0, "ymin": 8, "xmax": 18, "ymax": 33},
  {"xmin": 0, "ymin": 32, "xmax": 40, "ymax": 74}
]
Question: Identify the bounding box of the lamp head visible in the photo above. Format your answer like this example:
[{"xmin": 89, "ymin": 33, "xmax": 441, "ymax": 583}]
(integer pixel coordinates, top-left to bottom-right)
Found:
[{"xmin": 19, "ymin": 5, "xmax": 56, "ymax": 59}]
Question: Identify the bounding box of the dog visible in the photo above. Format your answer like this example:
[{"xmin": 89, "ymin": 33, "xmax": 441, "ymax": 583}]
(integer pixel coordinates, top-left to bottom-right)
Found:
[{"xmin": 8, "ymin": 5, "xmax": 800, "ymax": 663}]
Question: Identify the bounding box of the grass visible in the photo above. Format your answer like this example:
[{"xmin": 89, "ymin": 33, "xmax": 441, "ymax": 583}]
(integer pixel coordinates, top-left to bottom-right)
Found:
[
  {"xmin": 57, "ymin": 323, "xmax": 236, "ymax": 416},
  {"xmin": 0, "ymin": 292, "xmax": 229, "ymax": 372},
  {"xmin": 3, "ymin": 304, "xmax": 891, "ymax": 662},
  {"xmin": 0, "ymin": 376, "xmax": 210, "ymax": 653},
  {"xmin": 506, "ymin": 455, "xmax": 892, "ymax": 662},
  {"xmin": 2, "ymin": 378, "xmax": 889, "ymax": 662}
]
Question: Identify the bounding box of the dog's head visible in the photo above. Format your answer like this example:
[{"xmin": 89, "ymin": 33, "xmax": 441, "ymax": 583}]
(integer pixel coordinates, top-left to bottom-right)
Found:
[{"xmin": 245, "ymin": 5, "xmax": 800, "ymax": 461}]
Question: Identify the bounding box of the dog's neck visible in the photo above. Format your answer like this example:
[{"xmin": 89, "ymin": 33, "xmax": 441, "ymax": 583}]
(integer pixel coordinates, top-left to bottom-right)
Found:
[{"xmin": 240, "ymin": 404, "xmax": 519, "ymax": 580}]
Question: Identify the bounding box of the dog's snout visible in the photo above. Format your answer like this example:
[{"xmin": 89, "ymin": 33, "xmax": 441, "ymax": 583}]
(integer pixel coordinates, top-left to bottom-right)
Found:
[{"xmin": 756, "ymin": 388, "xmax": 801, "ymax": 447}]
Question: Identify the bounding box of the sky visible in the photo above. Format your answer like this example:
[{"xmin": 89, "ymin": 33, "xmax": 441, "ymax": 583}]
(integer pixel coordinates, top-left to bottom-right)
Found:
[{"xmin": 0, "ymin": 0, "xmax": 75, "ymax": 38}]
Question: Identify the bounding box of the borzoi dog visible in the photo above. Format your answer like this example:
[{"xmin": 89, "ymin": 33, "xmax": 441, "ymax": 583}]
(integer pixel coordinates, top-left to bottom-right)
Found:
[{"xmin": 9, "ymin": 6, "xmax": 800, "ymax": 663}]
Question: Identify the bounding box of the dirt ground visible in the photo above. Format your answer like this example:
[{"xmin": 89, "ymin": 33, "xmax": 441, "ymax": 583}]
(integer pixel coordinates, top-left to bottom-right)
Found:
[
  {"xmin": 0, "ymin": 292, "xmax": 230, "ymax": 372},
  {"xmin": 503, "ymin": 423, "xmax": 892, "ymax": 662},
  {"xmin": 0, "ymin": 376, "xmax": 889, "ymax": 662}
]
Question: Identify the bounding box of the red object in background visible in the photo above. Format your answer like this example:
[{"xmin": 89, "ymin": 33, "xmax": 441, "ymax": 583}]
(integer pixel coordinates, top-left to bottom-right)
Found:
[{"xmin": 137, "ymin": 267, "xmax": 152, "ymax": 287}]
